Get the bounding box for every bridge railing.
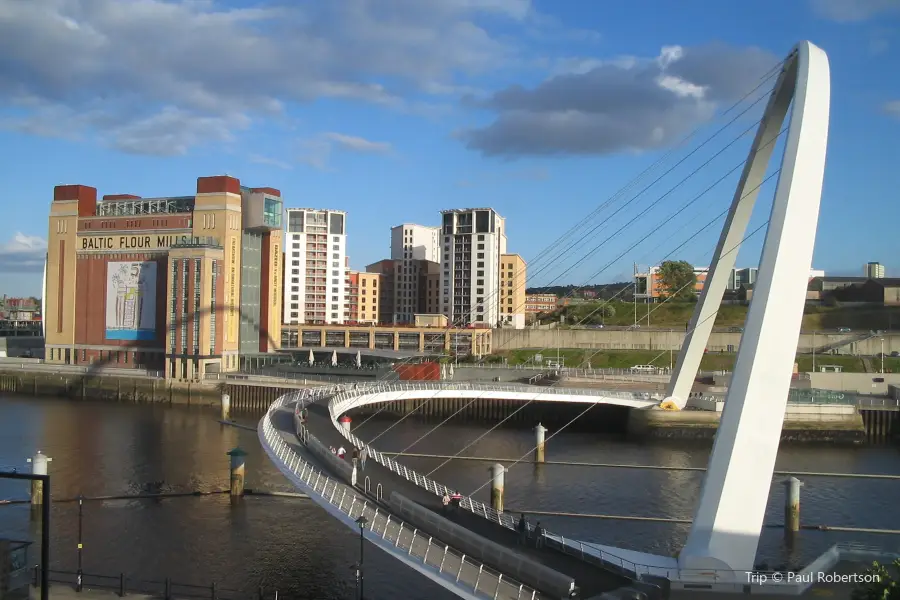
[326,388,672,580]
[264,392,541,600]
[322,384,861,588]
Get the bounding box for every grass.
[498,348,900,373]
[551,300,900,330]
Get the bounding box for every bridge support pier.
[534,423,547,463]
[783,477,803,534]
[490,463,505,513]
[27,451,51,505]
[220,393,231,421]
[227,447,247,499]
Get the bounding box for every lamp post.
[76,495,84,592]
[881,338,885,374]
[355,515,368,599]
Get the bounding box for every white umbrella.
[331,350,338,367]
[308,349,315,366]
[355,351,362,368]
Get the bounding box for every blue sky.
[1,0,899,297]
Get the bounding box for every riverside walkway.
[297,401,633,598]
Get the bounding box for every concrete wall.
[807,372,900,394]
[492,328,900,355]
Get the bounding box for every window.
[477,253,484,259]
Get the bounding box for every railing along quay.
[34,566,276,599]
[262,391,543,600]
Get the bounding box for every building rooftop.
[440,207,498,213]
[285,207,346,214]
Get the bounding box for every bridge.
[256,41,870,598]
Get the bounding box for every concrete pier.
[227,448,247,499]
[783,476,803,533]
[220,393,231,421]
[534,424,547,463]
[28,451,51,505]
[490,463,505,512]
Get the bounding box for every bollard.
[27,451,52,505]
[220,393,231,421]
[227,447,248,498]
[339,415,352,433]
[490,463,505,513]
[783,477,803,533]
[534,423,547,463]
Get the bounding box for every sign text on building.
[78,234,197,252]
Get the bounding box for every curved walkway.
[301,401,632,597]
[258,391,544,600]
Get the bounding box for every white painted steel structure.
[330,381,662,412]
[664,41,832,577]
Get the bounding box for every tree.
[852,559,900,599]
[657,260,697,300]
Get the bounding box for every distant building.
[439,208,507,326]
[345,270,380,324]
[390,223,441,323]
[365,259,397,325]
[499,254,526,329]
[865,262,886,278]
[637,265,825,300]
[525,294,558,314]
[284,208,347,325]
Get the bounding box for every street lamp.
[355,515,368,600]
[881,338,885,374]
[76,495,84,592]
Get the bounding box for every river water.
[1,393,898,599]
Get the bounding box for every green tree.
[852,559,900,599]
[657,260,697,300]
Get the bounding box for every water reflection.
[2,392,900,598]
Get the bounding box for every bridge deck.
[268,405,534,600]
[299,402,632,597]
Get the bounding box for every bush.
[851,559,900,600]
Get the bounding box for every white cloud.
[323,133,393,154]
[0,233,47,273]
[249,154,294,170]
[883,100,900,118]
[298,132,393,170]
[459,43,777,157]
[0,0,553,155]
[809,0,900,21]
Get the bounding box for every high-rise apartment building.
[499,253,527,329]
[284,208,347,325]
[865,262,886,278]
[439,208,507,326]
[390,223,441,323]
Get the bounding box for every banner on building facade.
[105,261,157,340]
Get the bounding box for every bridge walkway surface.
[300,402,632,598]
[266,404,545,600]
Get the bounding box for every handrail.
[261,391,541,600]
[318,384,887,586]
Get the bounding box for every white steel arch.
[670,41,831,576]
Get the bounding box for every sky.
[1,0,899,297]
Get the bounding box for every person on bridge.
[351,447,359,470]
[359,447,368,471]
[337,446,346,459]
[533,522,545,549]
[441,492,451,512]
[517,514,528,545]
[450,491,462,511]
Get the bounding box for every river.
[1,392,898,599]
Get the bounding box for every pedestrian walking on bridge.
[517,514,528,546]
[359,447,368,472]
